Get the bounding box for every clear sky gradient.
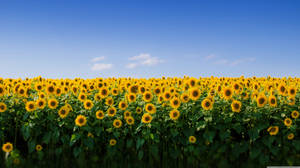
[0,0,299,78]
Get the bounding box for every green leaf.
[42,132,51,144]
[203,130,216,143]
[28,140,36,153]
[126,139,133,148]
[138,150,144,160]
[136,137,145,150]
[73,147,82,158]
[70,134,81,146]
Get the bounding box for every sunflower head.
[96,110,104,119]
[170,97,181,109]
[26,101,36,112]
[189,136,196,144]
[36,144,43,151]
[267,126,279,136]
[75,115,87,127]
[201,98,213,111]
[268,96,277,107]
[291,110,299,119]
[118,101,128,110]
[142,113,153,124]
[2,142,13,153]
[143,91,153,102]
[0,102,7,113]
[284,118,292,127]
[136,107,142,114]
[107,107,117,117]
[145,103,156,114]
[84,100,94,110]
[58,106,69,119]
[287,133,295,140]
[127,93,136,103]
[109,139,117,146]
[231,100,242,113]
[126,116,135,125]
[256,94,267,107]
[189,87,201,101]
[48,99,58,109]
[169,109,180,120]
[113,119,122,128]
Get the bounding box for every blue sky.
[0,0,299,78]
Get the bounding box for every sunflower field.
[0,76,299,167]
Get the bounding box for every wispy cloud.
[91,56,105,62]
[204,54,216,60]
[204,54,255,66]
[90,56,113,71]
[126,53,164,69]
[91,63,113,71]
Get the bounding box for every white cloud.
[126,53,164,69]
[205,54,216,60]
[91,63,113,71]
[214,59,229,65]
[91,56,105,62]
[126,63,138,69]
[129,53,151,61]
[230,57,256,66]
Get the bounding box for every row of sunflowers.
[0,76,299,167]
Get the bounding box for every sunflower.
[124,111,131,119]
[0,102,7,112]
[153,87,161,95]
[126,116,135,125]
[201,98,213,111]
[170,97,181,109]
[36,144,43,151]
[189,87,201,101]
[129,85,139,94]
[113,119,122,128]
[145,103,156,114]
[38,92,46,99]
[231,100,242,113]
[94,93,101,101]
[46,84,56,95]
[105,97,114,106]
[288,97,295,106]
[36,99,46,109]
[71,86,79,95]
[48,99,58,109]
[26,101,36,112]
[84,100,94,110]
[163,91,172,101]
[118,101,128,110]
[2,142,13,153]
[136,107,142,114]
[267,126,279,136]
[109,139,117,146]
[96,110,104,119]
[127,93,136,103]
[291,110,299,119]
[189,136,196,144]
[107,107,117,117]
[58,106,69,119]
[143,91,153,102]
[268,95,277,107]
[78,92,87,102]
[111,88,119,96]
[100,87,109,98]
[278,83,287,96]
[288,86,297,97]
[287,133,294,140]
[188,78,197,87]
[284,118,292,127]
[139,86,146,94]
[0,85,5,96]
[180,93,190,103]
[169,109,180,120]
[18,87,26,96]
[256,94,267,107]
[75,115,87,127]
[241,92,249,100]
[223,87,233,100]
[141,113,153,124]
